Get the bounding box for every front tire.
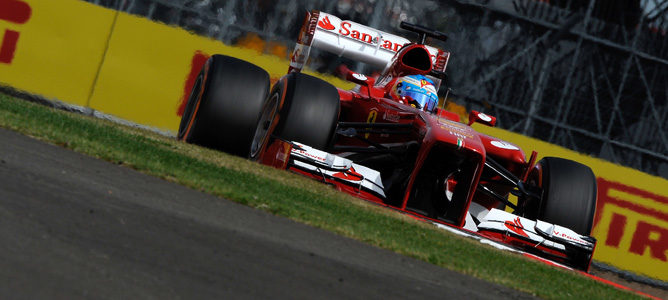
[533,157,597,235]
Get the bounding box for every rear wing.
[289,10,450,77]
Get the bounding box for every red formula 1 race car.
[178,10,598,271]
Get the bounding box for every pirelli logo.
[592,178,668,281]
[0,0,31,64]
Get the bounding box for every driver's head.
[391,75,438,113]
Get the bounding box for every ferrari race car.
[178,10,598,271]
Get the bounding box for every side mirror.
[346,71,376,86]
[468,110,496,127]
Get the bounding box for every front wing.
[258,139,596,271]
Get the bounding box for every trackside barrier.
[0,0,115,106]
[86,11,351,130]
[0,0,665,282]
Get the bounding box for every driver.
[390,75,439,113]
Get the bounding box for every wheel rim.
[177,73,203,141]
[250,93,279,158]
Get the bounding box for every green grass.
[0,93,643,299]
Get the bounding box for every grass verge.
[0,93,643,300]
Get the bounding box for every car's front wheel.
[530,157,597,235]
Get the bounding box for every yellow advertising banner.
[88,12,351,131]
[0,0,114,106]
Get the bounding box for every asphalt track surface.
[0,128,537,299]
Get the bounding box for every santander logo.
[318,16,335,30]
[317,15,405,53]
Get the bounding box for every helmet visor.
[405,90,437,112]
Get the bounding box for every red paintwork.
[478,134,525,166]
[435,108,460,122]
[385,44,433,77]
[178,51,210,116]
[259,138,292,169]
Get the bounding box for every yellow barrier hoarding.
[475,125,668,281]
[2,0,666,282]
[0,0,114,106]
[87,12,351,131]
[593,179,667,280]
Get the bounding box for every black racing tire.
[535,157,597,235]
[251,72,339,157]
[178,54,270,157]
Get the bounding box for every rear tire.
[534,157,597,235]
[178,55,270,157]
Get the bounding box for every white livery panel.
[477,209,595,252]
[289,142,386,197]
[312,12,441,67]
[289,10,449,73]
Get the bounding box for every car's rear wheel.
[531,157,597,235]
[250,72,340,159]
[178,54,270,157]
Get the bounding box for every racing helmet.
[391,75,439,113]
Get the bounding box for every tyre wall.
[0,0,665,282]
